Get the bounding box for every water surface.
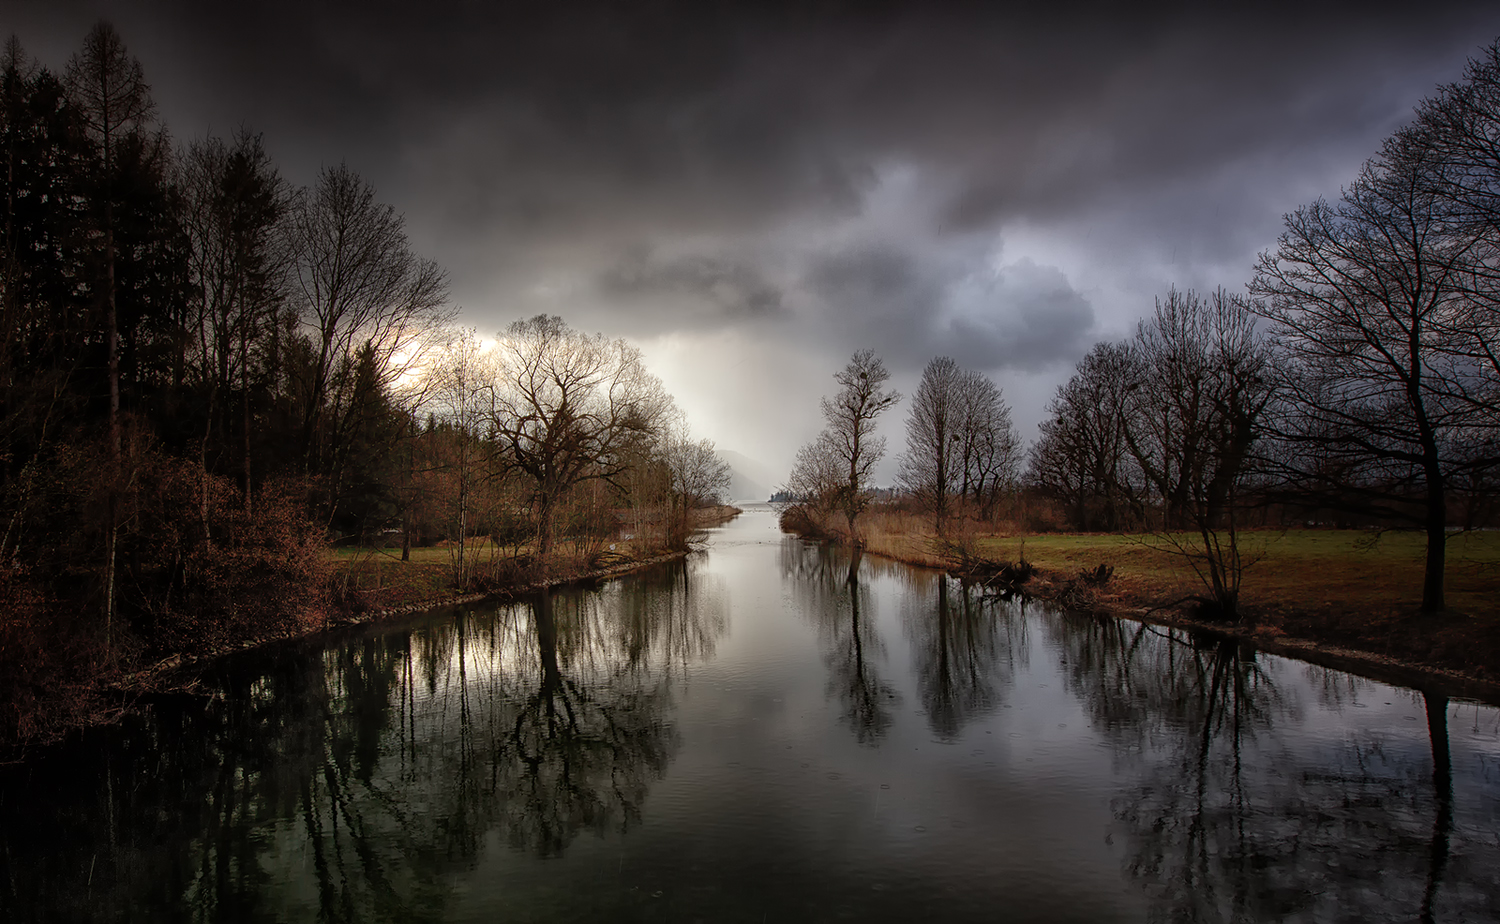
[3,506,1498,922]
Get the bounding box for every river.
[2,505,1498,922]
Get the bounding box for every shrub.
[778,504,831,539]
[121,453,329,654]
[0,566,110,747]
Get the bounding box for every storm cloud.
[598,249,786,329]
[9,0,1500,478]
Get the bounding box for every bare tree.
[662,426,731,549]
[784,349,899,543]
[1249,132,1493,613]
[953,369,1022,521]
[899,357,962,532]
[822,349,900,543]
[1124,288,1271,619]
[487,315,672,560]
[1405,43,1500,537]
[177,130,287,515]
[1407,39,1500,405]
[782,431,845,524]
[427,329,494,587]
[1027,342,1140,531]
[286,162,451,489]
[900,358,1021,531]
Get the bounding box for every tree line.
[1033,41,1500,616]
[787,40,1500,622]
[783,349,1023,544]
[0,24,729,744]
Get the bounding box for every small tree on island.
[662,425,732,550]
[785,349,900,545]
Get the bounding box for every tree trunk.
[1420,688,1453,923]
[104,207,119,655]
[1422,471,1446,613]
[842,497,862,547]
[536,493,555,561]
[241,317,252,515]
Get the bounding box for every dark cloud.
[807,245,946,331]
[805,245,1095,373]
[10,0,1500,470]
[947,260,1096,373]
[597,249,785,327]
[14,2,1497,246]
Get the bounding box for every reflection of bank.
[438,572,731,859]
[906,577,1021,740]
[611,557,727,678]
[0,568,728,921]
[780,539,1023,744]
[780,541,900,745]
[499,590,678,855]
[1067,622,1470,923]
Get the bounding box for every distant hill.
[717,448,778,503]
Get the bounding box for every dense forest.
[0,25,729,745]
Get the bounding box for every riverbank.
[3,506,742,757]
[130,504,746,686]
[328,505,743,614]
[808,511,1500,699]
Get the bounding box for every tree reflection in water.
[4,546,1496,923]
[778,539,1023,744]
[0,560,722,922]
[903,574,1022,740]
[1047,614,1493,923]
[780,541,900,745]
[610,558,727,681]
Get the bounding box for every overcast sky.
[9,1,1500,486]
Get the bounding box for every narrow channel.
[2,505,1497,922]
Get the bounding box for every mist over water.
[2,506,1498,922]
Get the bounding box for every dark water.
[3,506,1499,923]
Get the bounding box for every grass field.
[841,508,1500,679]
[325,506,745,610]
[327,538,591,608]
[327,545,464,607]
[850,506,1500,617]
[962,529,1500,618]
